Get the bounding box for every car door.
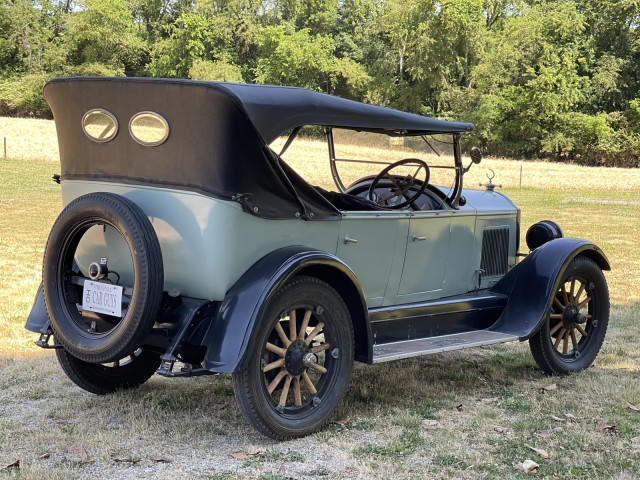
[336,211,408,308]
[396,211,452,301]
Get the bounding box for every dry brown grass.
[1,118,640,479]
[0,117,59,162]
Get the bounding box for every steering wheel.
[367,158,430,209]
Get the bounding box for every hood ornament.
[480,169,502,192]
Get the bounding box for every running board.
[372,330,519,363]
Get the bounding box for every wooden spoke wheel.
[529,257,609,374]
[232,276,354,439]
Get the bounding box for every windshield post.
[325,127,346,192]
[450,133,463,209]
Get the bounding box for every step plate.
[372,330,519,363]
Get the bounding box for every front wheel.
[529,256,609,374]
[232,276,354,439]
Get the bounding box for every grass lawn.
[1,118,639,479]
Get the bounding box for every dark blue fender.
[489,238,610,340]
[25,284,49,333]
[202,246,372,373]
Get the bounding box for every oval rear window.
[82,109,118,143]
[129,112,169,146]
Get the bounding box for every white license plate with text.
[82,280,123,317]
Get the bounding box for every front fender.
[489,238,610,340]
[202,246,371,373]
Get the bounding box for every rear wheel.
[43,192,163,364]
[529,257,609,374]
[56,347,161,395]
[232,276,354,439]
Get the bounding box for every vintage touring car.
[26,77,610,439]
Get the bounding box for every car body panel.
[62,181,340,300]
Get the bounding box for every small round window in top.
[129,112,170,147]
[82,109,118,143]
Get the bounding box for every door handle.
[344,235,359,244]
[412,234,426,241]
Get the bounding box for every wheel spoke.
[263,358,285,373]
[576,324,588,337]
[562,330,569,354]
[288,309,297,342]
[554,328,566,349]
[310,343,331,354]
[308,363,327,374]
[574,283,586,303]
[577,296,591,310]
[279,375,293,407]
[275,322,291,347]
[549,321,564,336]
[267,369,288,395]
[569,278,576,301]
[302,371,317,395]
[265,342,286,357]
[293,376,302,407]
[561,284,569,305]
[305,322,325,346]
[570,330,578,351]
[298,309,313,340]
[553,298,565,311]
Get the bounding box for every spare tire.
[43,192,163,364]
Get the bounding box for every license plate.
[82,280,123,317]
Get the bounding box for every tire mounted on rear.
[43,192,163,364]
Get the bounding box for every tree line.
[1,0,639,166]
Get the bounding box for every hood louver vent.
[480,227,509,277]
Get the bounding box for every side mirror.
[470,146,482,164]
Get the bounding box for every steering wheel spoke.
[367,158,430,209]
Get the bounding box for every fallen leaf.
[38,453,50,459]
[454,404,463,412]
[550,415,566,422]
[536,427,563,437]
[539,383,557,393]
[149,455,171,463]
[624,402,640,413]
[494,426,511,435]
[421,419,440,430]
[514,459,539,473]
[1,460,19,471]
[332,418,351,426]
[525,444,552,459]
[112,457,141,464]
[564,413,577,419]
[231,452,253,461]
[477,397,499,404]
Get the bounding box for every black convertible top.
[45,77,473,220]
[213,83,474,143]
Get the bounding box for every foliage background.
[0,0,639,166]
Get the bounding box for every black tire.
[43,192,163,364]
[529,256,609,375]
[232,276,354,440]
[56,347,161,395]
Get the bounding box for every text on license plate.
[82,280,123,317]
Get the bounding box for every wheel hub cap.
[285,340,310,376]
[563,304,582,329]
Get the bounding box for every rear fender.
[489,238,610,339]
[202,246,371,373]
[25,284,49,333]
